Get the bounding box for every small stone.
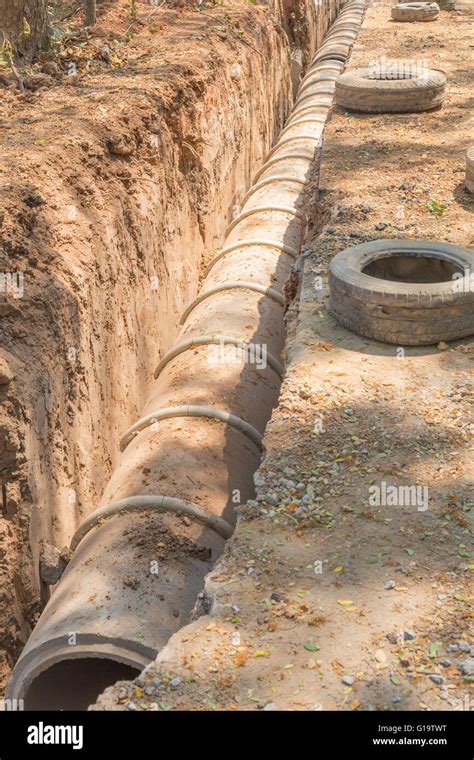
[458,658,474,676]
[386,632,399,644]
[439,659,451,668]
[384,580,396,590]
[270,591,286,603]
[125,701,138,711]
[263,702,277,711]
[0,355,13,385]
[170,677,181,688]
[458,642,470,653]
[342,675,355,686]
[429,675,444,686]
[403,629,417,641]
[39,542,70,585]
[437,341,449,350]
[447,644,459,653]
[24,189,45,208]
[24,73,53,91]
[144,685,156,696]
[375,222,388,231]
[231,604,240,614]
[41,61,61,78]
[106,136,134,156]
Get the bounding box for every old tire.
[328,240,474,346]
[391,2,440,21]
[335,67,446,113]
[466,146,474,193]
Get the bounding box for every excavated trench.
[5,0,366,710]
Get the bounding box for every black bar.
[0,709,470,757]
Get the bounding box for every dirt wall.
[0,0,344,690]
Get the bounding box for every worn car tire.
[391,2,440,21]
[328,240,474,345]
[335,66,446,113]
[466,146,474,193]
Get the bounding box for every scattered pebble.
[458,658,474,676]
[270,591,286,603]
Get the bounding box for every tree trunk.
[0,0,48,62]
[84,0,96,27]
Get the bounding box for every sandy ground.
[94,4,473,711]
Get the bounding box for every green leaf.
[304,644,321,652]
[429,642,441,658]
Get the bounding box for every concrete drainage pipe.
[329,239,474,345]
[6,0,367,710]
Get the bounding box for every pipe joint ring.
[70,494,234,551]
[180,282,286,324]
[154,334,285,380]
[204,239,298,276]
[120,404,264,452]
[224,205,303,238]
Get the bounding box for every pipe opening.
[362,254,463,284]
[24,659,141,711]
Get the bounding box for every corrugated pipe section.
[7,0,367,710]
